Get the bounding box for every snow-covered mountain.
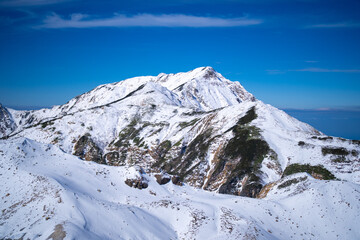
[1,66,360,239]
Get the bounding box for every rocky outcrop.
[171,175,183,186]
[73,134,104,164]
[124,166,149,189]
[125,178,148,189]
[203,107,274,197]
[154,174,171,185]
[0,104,17,138]
[104,151,126,166]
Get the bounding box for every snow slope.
[1,138,359,240]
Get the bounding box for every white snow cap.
[56,66,256,113]
[153,66,256,111]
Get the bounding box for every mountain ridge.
[1,66,254,137]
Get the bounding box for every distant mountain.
[1,67,360,239]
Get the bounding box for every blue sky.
[0,0,360,110]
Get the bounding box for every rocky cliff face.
[0,104,16,138]
[1,67,359,198]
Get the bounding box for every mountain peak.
[150,66,255,111]
[192,66,215,73]
[187,66,218,79]
[198,66,217,79]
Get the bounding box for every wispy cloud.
[35,13,263,29]
[283,106,360,112]
[293,68,360,73]
[267,67,360,74]
[0,0,71,7]
[308,22,360,29]
[305,60,319,63]
[265,69,286,75]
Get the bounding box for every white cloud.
[35,13,263,29]
[293,68,360,73]
[305,60,319,63]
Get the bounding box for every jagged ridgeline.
[1,67,359,198]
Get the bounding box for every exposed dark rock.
[171,175,182,186]
[278,176,308,189]
[205,107,272,197]
[298,141,306,146]
[202,67,217,79]
[113,118,140,148]
[125,178,148,189]
[239,181,263,198]
[322,147,349,156]
[103,151,127,166]
[318,136,333,141]
[163,128,213,184]
[73,134,104,164]
[46,224,66,240]
[178,118,200,129]
[155,140,172,161]
[0,104,17,138]
[154,174,171,185]
[41,121,54,129]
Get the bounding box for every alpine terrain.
[1,66,359,239]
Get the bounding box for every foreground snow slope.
[1,138,359,240]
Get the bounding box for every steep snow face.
[0,104,16,137]
[156,66,255,111]
[1,138,360,240]
[59,66,255,112]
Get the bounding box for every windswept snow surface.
[1,138,360,240]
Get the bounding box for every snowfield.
[1,138,360,240]
[1,66,360,239]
